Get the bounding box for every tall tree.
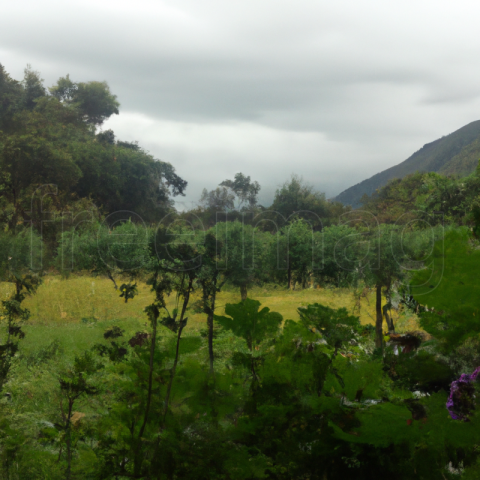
[219,172,261,210]
[22,65,46,110]
[0,63,23,132]
[198,186,235,212]
[216,221,266,299]
[270,174,331,228]
[197,231,226,373]
[268,218,320,289]
[49,75,119,126]
[360,224,435,348]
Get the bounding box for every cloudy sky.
[3,0,480,208]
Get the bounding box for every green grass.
[0,274,421,403]
[1,274,420,362]
[13,275,388,325]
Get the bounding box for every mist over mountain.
[335,120,480,207]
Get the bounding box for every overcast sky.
[3,0,480,208]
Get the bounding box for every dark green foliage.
[0,235,41,391]
[352,159,480,233]
[470,162,480,238]
[383,349,453,391]
[215,298,283,351]
[359,171,433,224]
[70,138,186,220]
[215,221,265,299]
[55,351,101,479]
[411,228,480,350]
[450,335,480,375]
[59,369,98,399]
[119,282,138,302]
[0,63,24,131]
[103,325,124,339]
[2,287,480,478]
[22,65,46,110]
[0,64,187,240]
[270,174,333,227]
[215,299,282,383]
[298,302,361,349]
[56,220,150,285]
[269,218,321,289]
[318,224,359,287]
[93,326,128,362]
[49,74,119,126]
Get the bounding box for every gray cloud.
[3,0,480,206]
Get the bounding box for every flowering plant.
[446,366,480,421]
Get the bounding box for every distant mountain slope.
[439,135,480,177]
[335,120,480,207]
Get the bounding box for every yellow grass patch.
[1,276,419,333]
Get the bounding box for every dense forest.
[1,64,480,479]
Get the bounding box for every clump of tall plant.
[0,229,41,391]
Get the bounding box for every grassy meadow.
[1,275,420,362]
[0,276,420,416]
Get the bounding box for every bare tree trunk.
[134,307,159,477]
[240,284,247,301]
[375,284,383,349]
[65,399,74,480]
[384,310,395,334]
[163,277,192,420]
[208,312,214,374]
[163,322,186,420]
[201,274,221,376]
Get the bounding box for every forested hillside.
[335,120,480,207]
[357,167,480,227]
[0,64,187,233]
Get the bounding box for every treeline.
[4,62,480,270]
[359,167,480,230]
[0,64,354,267]
[183,172,348,230]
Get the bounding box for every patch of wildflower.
[446,366,480,421]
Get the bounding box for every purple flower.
[446,367,480,421]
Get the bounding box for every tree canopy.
[0,64,187,240]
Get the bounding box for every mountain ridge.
[335,120,480,207]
